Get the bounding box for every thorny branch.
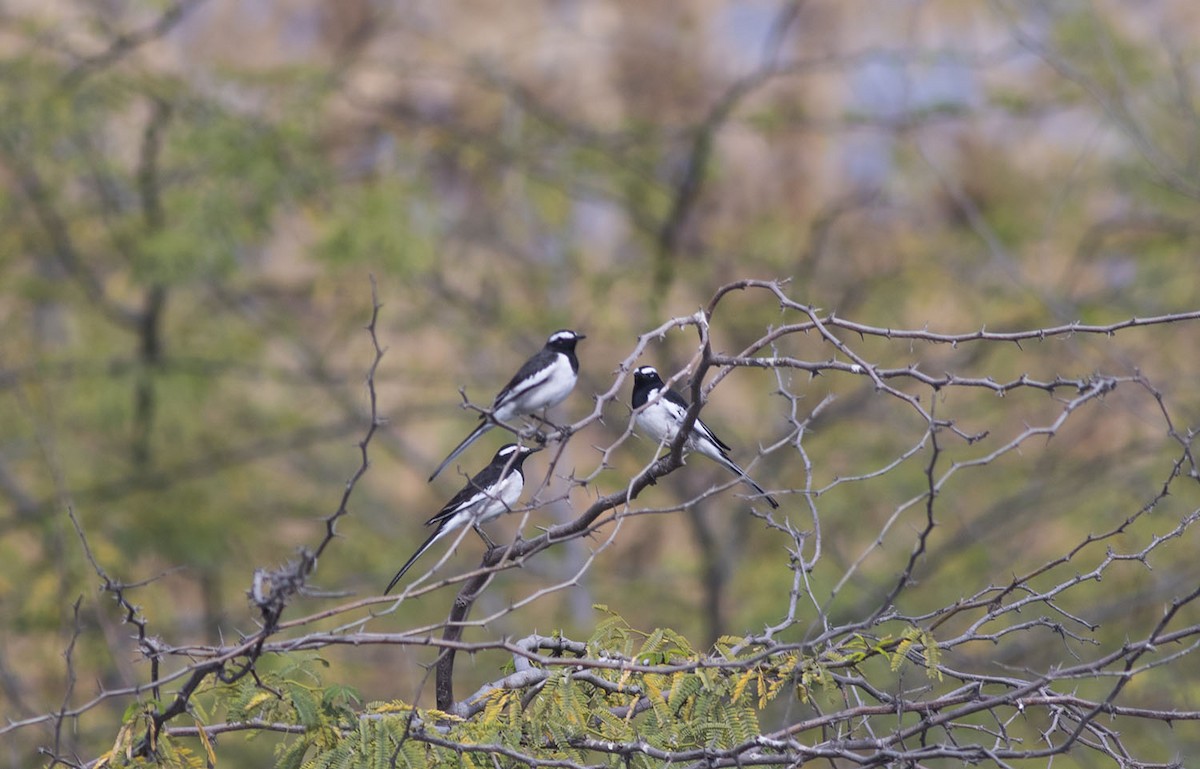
[12,280,1200,769]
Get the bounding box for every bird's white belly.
[500,357,577,419]
[636,407,681,446]
[473,471,524,524]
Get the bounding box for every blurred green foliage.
[1,1,1199,766]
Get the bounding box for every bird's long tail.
[384,526,449,594]
[428,421,493,482]
[713,453,780,509]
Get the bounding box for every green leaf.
[288,683,322,729]
[275,738,309,769]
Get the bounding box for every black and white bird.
[428,329,585,482]
[386,443,539,594]
[631,365,779,509]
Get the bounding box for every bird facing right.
[387,443,540,594]
[631,365,779,509]
[428,329,585,482]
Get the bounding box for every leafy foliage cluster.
[94,608,940,769]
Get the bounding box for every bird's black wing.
[492,348,557,409]
[663,386,732,453]
[426,461,507,526]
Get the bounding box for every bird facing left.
[386,443,540,594]
[428,329,585,482]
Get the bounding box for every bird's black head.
[545,329,586,353]
[491,443,540,470]
[631,365,665,407]
[633,365,664,388]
